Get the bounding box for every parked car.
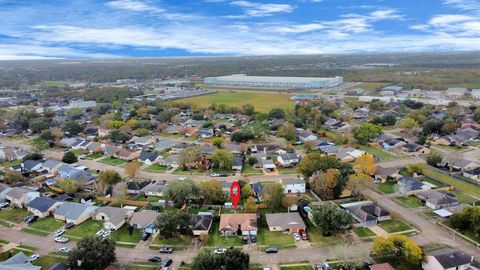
[58,247,71,253]
[54,229,65,237]
[54,237,69,243]
[161,258,173,268]
[148,256,162,262]
[159,246,173,254]
[142,232,151,241]
[210,173,220,177]
[28,254,40,262]
[218,173,229,177]
[293,233,301,241]
[265,246,278,253]
[0,202,9,209]
[96,229,105,237]
[315,263,330,270]
[214,248,226,254]
[102,229,111,238]
[178,176,187,181]
[250,235,256,243]
[300,230,308,240]
[64,222,75,229]
[242,235,249,244]
[24,215,39,224]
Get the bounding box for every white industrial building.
[204,74,343,89]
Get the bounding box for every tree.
[179,146,202,169]
[441,121,457,135]
[268,108,285,119]
[406,164,423,176]
[426,154,442,167]
[58,178,79,193]
[62,151,78,164]
[106,129,130,143]
[136,128,150,136]
[22,153,43,161]
[353,123,382,144]
[398,117,419,134]
[241,184,253,199]
[231,130,254,143]
[3,170,24,185]
[68,236,116,270]
[372,235,423,265]
[277,123,297,141]
[63,121,84,136]
[244,196,258,213]
[247,156,257,166]
[347,174,373,198]
[32,137,49,153]
[165,180,202,204]
[156,211,191,239]
[297,153,341,178]
[422,119,444,136]
[111,182,128,207]
[309,169,338,200]
[353,153,376,176]
[265,183,285,209]
[212,137,224,148]
[192,248,249,270]
[241,104,255,116]
[311,204,352,236]
[124,161,141,179]
[201,180,226,204]
[211,149,233,170]
[369,99,386,111]
[30,118,49,133]
[97,170,122,193]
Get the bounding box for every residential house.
[446,88,466,99]
[170,142,194,154]
[262,159,276,171]
[103,145,120,157]
[374,166,400,183]
[164,125,182,134]
[17,159,43,173]
[422,249,474,270]
[0,147,28,161]
[196,128,214,139]
[224,143,242,154]
[98,128,110,138]
[160,154,180,169]
[402,143,431,155]
[398,177,431,195]
[265,212,306,233]
[6,187,40,208]
[297,130,317,142]
[232,156,243,172]
[156,139,177,152]
[417,190,459,210]
[129,210,159,234]
[277,153,300,168]
[280,178,306,194]
[190,214,214,236]
[471,89,480,99]
[142,180,167,197]
[250,144,281,154]
[127,181,151,195]
[443,158,480,172]
[54,202,98,225]
[94,207,134,230]
[130,136,155,146]
[369,263,395,270]
[335,147,365,163]
[41,160,64,174]
[382,138,407,150]
[0,252,41,270]
[342,201,391,227]
[219,213,257,236]
[0,184,12,203]
[250,183,264,200]
[115,149,140,161]
[58,165,96,185]
[27,197,62,218]
[138,152,160,165]
[463,167,480,180]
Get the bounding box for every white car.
[96,229,105,237]
[55,237,69,243]
[293,233,301,241]
[214,248,226,254]
[102,230,111,238]
[210,173,219,177]
[58,247,71,253]
[28,254,40,262]
[53,229,65,237]
[0,202,9,209]
[178,176,187,181]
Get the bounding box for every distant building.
[380,86,403,96]
[204,74,343,89]
[446,88,466,99]
[471,89,480,99]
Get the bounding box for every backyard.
[378,219,412,233]
[394,196,423,208]
[64,220,103,240]
[99,157,126,166]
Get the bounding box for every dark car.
[142,232,151,241]
[265,246,278,253]
[64,222,75,229]
[242,236,249,244]
[24,215,39,224]
[159,246,173,254]
[218,173,229,177]
[250,235,256,243]
[161,258,173,268]
[148,256,162,262]
[300,230,308,240]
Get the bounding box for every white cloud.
[106,0,165,13]
[0,43,117,60]
[230,1,295,17]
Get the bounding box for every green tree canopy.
[68,237,116,270]
[311,204,352,236]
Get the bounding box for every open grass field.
[150,234,193,250]
[99,157,126,166]
[352,227,376,238]
[0,208,28,224]
[145,164,168,173]
[420,165,480,198]
[378,219,411,233]
[182,92,294,113]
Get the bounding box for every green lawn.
[110,226,142,247]
[182,92,294,113]
[0,159,22,168]
[375,182,397,194]
[99,157,126,166]
[205,221,242,247]
[0,208,28,224]
[452,191,478,204]
[443,220,480,243]
[150,234,193,250]
[26,217,64,233]
[64,220,103,240]
[305,220,343,246]
[276,167,298,174]
[172,168,205,175]
[420,165,480,198]
[86,152,104,160]
[352,227,376,238]
[256,228,295,248]
[70,149,87,156]
[32,255,68,269]
[378,219,411,233]
[280,264,313,270]
[145,164,168,173]
[357,145,397,161]
[241,164,264,175]
[127,265,160,270]
[394,196,423,208]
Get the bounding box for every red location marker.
[230,181,241,209]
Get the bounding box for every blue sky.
[1,0,480,59]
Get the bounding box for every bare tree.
[112,182,128,207]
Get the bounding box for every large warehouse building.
[203,74,343,89]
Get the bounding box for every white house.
[280,178,306,194]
